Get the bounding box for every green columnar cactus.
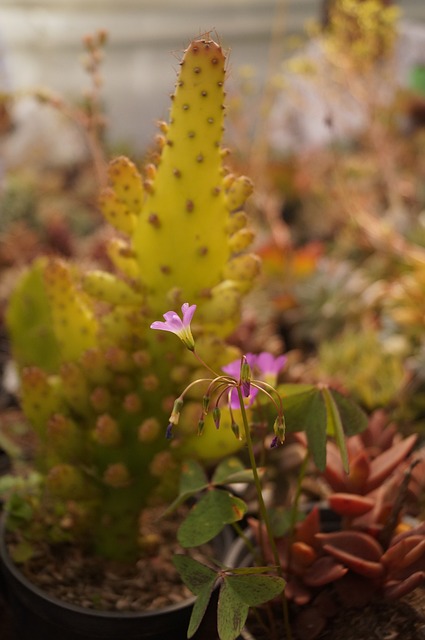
[5,37,260,562]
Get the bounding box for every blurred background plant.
[220,0,425,436]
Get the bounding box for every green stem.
[237,387,292,640]
[289,451,309,536]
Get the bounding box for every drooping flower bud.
[197,418,205,436]
[231,421,241,440]
[202,394,210,414]
[213,406,221,429]
[169,397,184,425]
[273,414,286,444]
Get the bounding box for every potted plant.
[0,34,260,639]
[153,314,425,640]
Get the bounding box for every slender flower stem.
[236,388,292,640]
[193,349,221,378]
[289,451,309,536]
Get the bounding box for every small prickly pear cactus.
[6,36,260,562]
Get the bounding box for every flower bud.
[231,421,241,440]
[213,407,221,429]
[273,415,286,444]
[169,397,184,425]
[241,359,252,398]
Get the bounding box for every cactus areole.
[6,36,260,563]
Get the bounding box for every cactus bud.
[225,211,248,234]
[138,418,161,443]
[93,414,121,446]
[103,463,131,487]
[123,393,142,413]
[149,451,174,477]
[228,228,255,254]
[46,464,88,499]
[90,386,111,412]
[225,176,253,212]
[105,346,134,373]
[142,374,159,391]
[132,350,152,368]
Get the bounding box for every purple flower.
[150,303,196,350]
[255,352,287,385]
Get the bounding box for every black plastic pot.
[0,516,223,640]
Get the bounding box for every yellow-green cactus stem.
[5,36,261,562]
[46,414,83,460]
[20,367,64,434]
[82,271,144,306]
[106,156,144,215]
[105,238,140,280]
[130,37,257,324]
[59,362,90,415]
[98,188,138,235]
[43,258,98,362]
[46,463,91,501]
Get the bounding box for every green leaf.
[278,383,316,397]
[218,580,249,640]
[212,457,246,485]
[224,573,286,606]
[162,459,209,516]
[279,385,324,434]
[178,489,247,547]
[322,387,349,473]
[180,459,209,494]
[217,574,286,640]
[173,555,217,638]
[331,389,368,437]
[212,457,257,486]
[172,554,216,595]
[279,383,367,472]
[188,584,216,638]
[280,384,327,470]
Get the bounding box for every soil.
[318,591,425,640]
[242,589,425,640]
[2,505,217,613]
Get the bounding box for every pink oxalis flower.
[150,303,196,351]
